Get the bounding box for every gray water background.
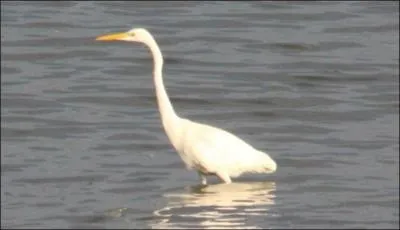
[1,1,399,229]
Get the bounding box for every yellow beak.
[95,32,128,41]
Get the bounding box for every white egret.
[96,28,277,184]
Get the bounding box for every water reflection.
[150,181,276,229]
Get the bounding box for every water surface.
[1,1,399,229]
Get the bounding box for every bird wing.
[181,120,257,175]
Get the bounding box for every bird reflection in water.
[150,181,276,229]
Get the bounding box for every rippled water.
[1,1,399,229]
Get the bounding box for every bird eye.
[129,32,135,36]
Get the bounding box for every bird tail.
[252,150,277,174]
[229,150,277,177]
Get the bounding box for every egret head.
[96,28,154,43]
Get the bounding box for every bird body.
[96,28,277,184]
[179,119,276,177]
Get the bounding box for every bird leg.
[198,171,207,185]
[216,171,232,184]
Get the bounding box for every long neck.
[145,37,183,149]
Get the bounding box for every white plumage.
[96,28,277,184]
